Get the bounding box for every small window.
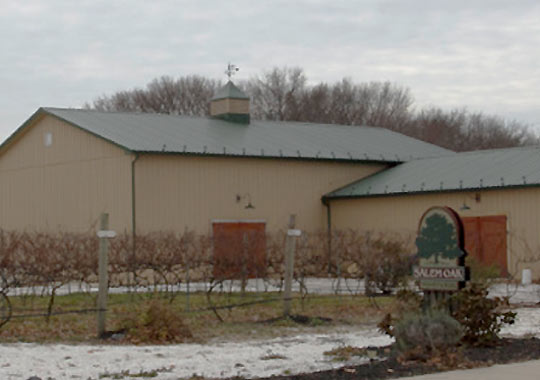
[44,132,53,147]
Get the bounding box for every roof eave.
[324,183,540,201]
[1,108,135,157]
[0,107,48,155]
[131,149,402,163]
[43,108,134,153]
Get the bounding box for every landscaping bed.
[268,337,540,380]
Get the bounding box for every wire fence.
[0,228,414,328]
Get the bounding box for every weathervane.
[225,62,239,79]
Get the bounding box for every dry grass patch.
[0,291,395,344]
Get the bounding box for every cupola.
[210,80,250,124]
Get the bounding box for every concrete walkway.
[399,360,540,380]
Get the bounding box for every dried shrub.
[0,230,24,293]
[294,231,328,302]
[264,231,286,289]
[377,289,422,337]
[118,299,192,344]
[359,234,412,295]
[450,283,516,346]
[465,256,500,284]
[393,311,463,359]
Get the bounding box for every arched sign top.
[414,206,469,291]
[417,206,463,236]
[417,207,465,258]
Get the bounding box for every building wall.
[330,188,540,279]
[0,115,133,232]
[134,154,386,234]
[210,98,249,116]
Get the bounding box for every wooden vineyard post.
[241,232,248,295]
[184,236,191,312]
[96,213,116,338]
[283,214,301,317]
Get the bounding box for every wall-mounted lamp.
[460,192,481,211]
[236,193,255,209]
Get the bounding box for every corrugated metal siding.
[0,115,133,232]
[135,154,386,234]
[330,188,540,280]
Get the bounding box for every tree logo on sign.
[416,213,465,265]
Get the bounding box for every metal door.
[462,215,507,276]
[212,221,266,279]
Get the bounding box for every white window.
[44,132,53,147]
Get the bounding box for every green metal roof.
[324,145,540,199]
[2,107,452,163]
[210,81,249,100]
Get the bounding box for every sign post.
[413,206,469,309]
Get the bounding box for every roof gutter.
[131,153,140,270]
[323,182,540,201]
[322,197,333,274]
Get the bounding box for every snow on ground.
[1,281,538,380]
[1,307,538,380]
[0,328,392,380]
[488,283,540,304]
[500,307,540,338]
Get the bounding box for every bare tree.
[409,107,537,152]
[85,67,538,152]
[293,78,414,130]
[245,67,306,121]
[412,107,467,150]
[86,75,220,116]
[461,113,537,151]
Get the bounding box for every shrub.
[466,256,500,284]
[377,289,422,337]
[118,299,192,344]
[449,282,515,346]
[360,236,412,295]
[393,311,463,359]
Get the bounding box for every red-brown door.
[212,221,266,279]
[462,215,507,276]
[462,217,481,262]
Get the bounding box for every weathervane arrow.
[225,62,239,79]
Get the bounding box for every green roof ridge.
[211,81,249,101]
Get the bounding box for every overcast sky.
[1,0,539,141]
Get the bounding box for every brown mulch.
[263,338,540,380]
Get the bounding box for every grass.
[323,345,369,362]
[99,366,173,378]
[260,352,288,360]
[0,290,395,344]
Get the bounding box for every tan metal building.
[5,81,538,280]
[0,82,448,238]
[324,147,540,280]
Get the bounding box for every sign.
[97,230,117,238]
[287,229,302,237]
[413,206,469,291]
[413,266,466,281]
